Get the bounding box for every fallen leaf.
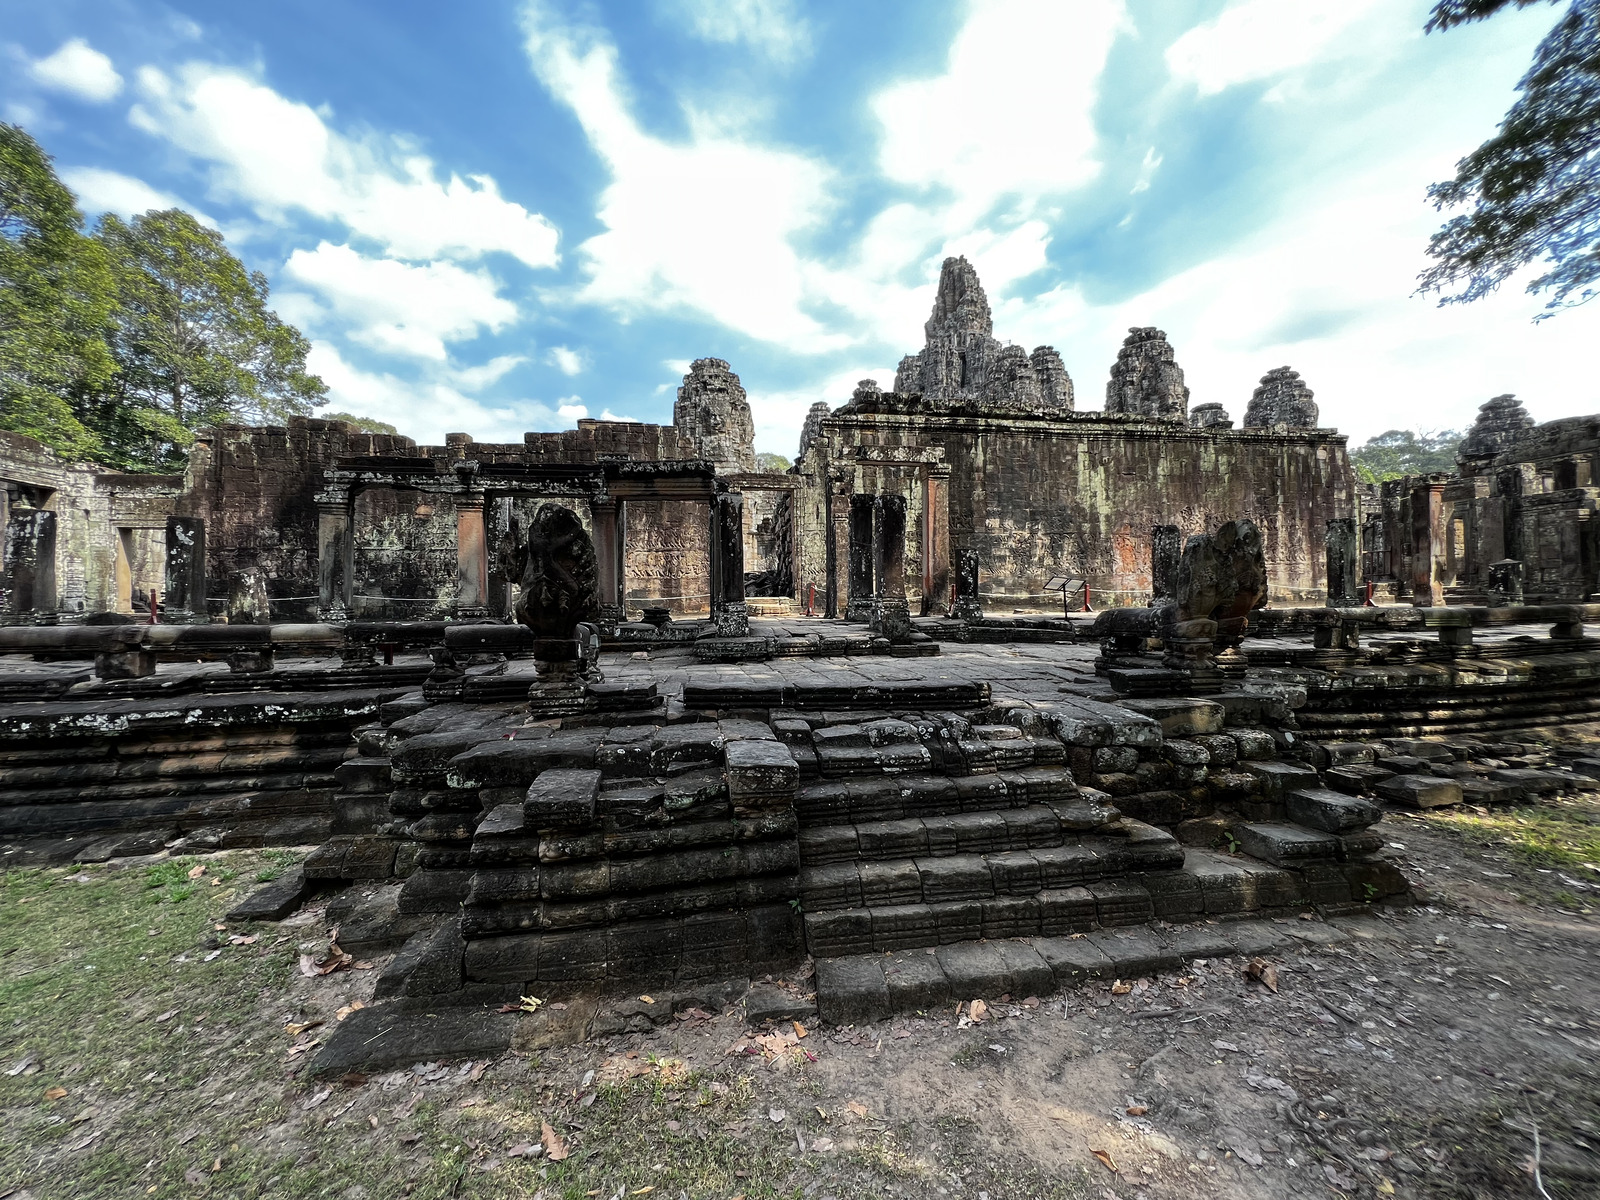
[1091,1148,1119,1173]
[541,1120,569,1162]
[6,1054,37,1076]
[187,864,206,879]
[769,1107,787,1122]
[302,1088,331,1110]
[369,1114,379,1129]
[1110,980,1132,996]
[519,995,545,1013]
[1244,959,1279,993]
[335,1001,366,1021]
[211,1156,222,1173]
[810,1136,835,1151]
[507,1142,540,1158]
[1126,1105,1148,1116]
[44,1086,68,1101]
[228,934,257,945]
[286,1040,319,1058]
[1212,1040,1241,1053]
[1376,1178,1395,1195]
[631,1189,654,1195]
[638,994,654,1003]
[468,1061,487,1082]
[792,1020,808,1039]
[202,950,222,963]
[155,1009,179,1024]
[284,1020,323,1038]
[845,1101,869,1119]
[460,1097,480,1109]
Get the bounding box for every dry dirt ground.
[3,796,1598,1199]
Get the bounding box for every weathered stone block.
[935,941,1011,999]
[1373,775,1463,809]
[1235,822,1340,866]
[725,739,798,802]
[1038,886,1098,934]
[814,956,890,1025]
[1286,788,1381,834]
[525,767,601,829]
[1117,698,1226,737]
[881,949,951,1010]
[1088,879,1155,926]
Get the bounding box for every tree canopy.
[0,124,116,460]
[322,411,399,435]
[0,124,326,470]
[1350,429,1464,483]
[1418,0,1600,315]
[754,451,791,473]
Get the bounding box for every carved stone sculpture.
[1173,519,1268,647]
[514,503,600,639]
[1105,328,1189,421]
[674,358,756,471]
[1459,393,1535,461]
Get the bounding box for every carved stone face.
[1175,519,1268,645]
[513,503,600,639]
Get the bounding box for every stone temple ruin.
[2,257,1598,1064]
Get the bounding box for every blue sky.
[3,0,1594,456]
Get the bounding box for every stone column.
[871,493,911,641]
[1410,481,1447,606]
[487,496,514,620]
[164,516,207,622]
[1151,524,1182,601]
[845,493,875,623]
[455,493,489,618]
[316,492,353,622]
[826,487,851,619]
[712,491,748,636]
[952,548,983,620]
[2,508,56,621]
[1325,517,1359,606]
[923,467,951,615]
[589,497,623,632]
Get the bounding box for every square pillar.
[1151,524,1182,602]
[316,494,353,621]
[1325,517,1359,606]
[952,547,983,620]
[871,493,910,641]
[712,491,748,636]
[589,497,623,631]
[164,516,207,622]
[1411,481,1447,606]
[455,493,489,618]
[923,468,951,615]
[845,493,875,623]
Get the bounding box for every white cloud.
[452,354,528,391]
[545,345,587,375]
[283,242,518,360]
[1130,147,1162,195]
[307,343,536,445]
[557,400,588,420]
[1165,0,1393,97]
[521,3,843,349]
[599,408,639,422]
[129,63,560,268]
[59,166,216,224]
[664,0,812,65]
[873,0,1126,211]
[29,38,122,103]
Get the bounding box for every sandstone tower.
[893,257,1074,412]
[1105,327,1189,421]
[674,357,756,472]
[1243,366,1319,428]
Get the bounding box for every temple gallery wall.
[1,257,1595,625]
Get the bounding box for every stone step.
[813,919,1329,1025]
[798,804,1069,864]
[795,766,1078,825]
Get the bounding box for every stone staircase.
[772,696,1410,1023]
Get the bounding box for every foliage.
[1350,428,1464,483]
[321,411,399,435]
[93,209,326,470]
[0,126,327,470]
[754,451,791,472]
[1418,0,1600,315]
[0,124,116,461]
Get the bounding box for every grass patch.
[2,855,951,1199]
[1421,798,1600,872]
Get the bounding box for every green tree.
[0,123,115,460]
[92,209,326,469]
[1350,429,1465,484]
[322,411,399,435]
[754,451,791,472]
[1418,0,1600,314]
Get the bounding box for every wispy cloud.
[28,38,122,103]
[661,0,813,66]
[545,344,587,375]
[130,63,560,268]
